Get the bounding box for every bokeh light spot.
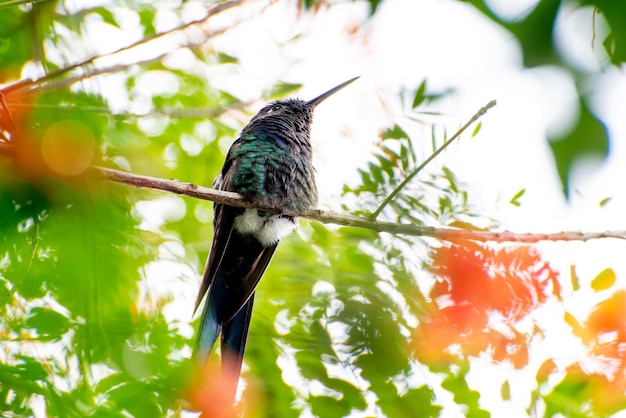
[41,119,96,176]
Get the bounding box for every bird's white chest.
[233,209,297,246]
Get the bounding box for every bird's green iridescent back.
[230,132,284,195]
[226,130,317,213]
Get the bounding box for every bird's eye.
[270,104,282,112]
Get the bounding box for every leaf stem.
[369,100,497,220]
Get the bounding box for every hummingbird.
[192,76,359,403]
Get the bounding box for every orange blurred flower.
[413,241,559,367]
[587,291,626,343]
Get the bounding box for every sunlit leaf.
[536,358,557,382]
[546,365,626,416]
[587,291,626,337]
[25,307,70,341]
[447,220,485,230]
[412,79,427,109]
[12,357,48,381]
[93,7,120,28]
[382,124,409,140]
[442,166,458,193]
[509,188,525,206]
[501,380,511,401]
[441,363,490,417]
[590,267,616,292]
[0,7,32,82]
[564,311,587,340]
[471,121,482,137]
[217,52,238,64]
[570,265,580,291]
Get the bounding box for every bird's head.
[247,77,359,133]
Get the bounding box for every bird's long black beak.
[307,76,359,107]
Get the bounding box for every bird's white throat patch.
[234,209,297,246]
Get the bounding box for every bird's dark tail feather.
[193,273,255,405]
[220,294,254,402]
[192,285,221,367]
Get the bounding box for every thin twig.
[6,102,248,119]
[370,100,497,220]
[0,0,49,9]
[2,0,248,96]
[90,165,626,243]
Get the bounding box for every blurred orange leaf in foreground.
[187,354,258,418]
[414,241,560,367]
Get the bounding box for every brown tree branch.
[90,165,626,243]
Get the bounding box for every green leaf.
[412,79,427,109]
[505,0,562,67]
[0,7,32,80]
[398,386,441,417]
[548,98,609,198]
[95,373,127,394]
[217,52,238,64]
[509,188,526,206]
[13,357,49,381]
[501,380,511,401]
[471,121,482,137]
[366,0,383,15]
[377,154,395,176]
[369,162,384,185]
[93,7,120,28]
[138,8,157,37]
[383,124,409,140]
[25,308,70,341]
[325,378,366,410]
[585,0,626,65]
[442,166,459,193]
[441,363,490,417]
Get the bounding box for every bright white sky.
[71,0,626,416]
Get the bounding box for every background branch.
[1,0,249,96]
[91,165,626,243]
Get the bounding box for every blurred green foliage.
[1,1,625,417]
[462,0,621,196]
